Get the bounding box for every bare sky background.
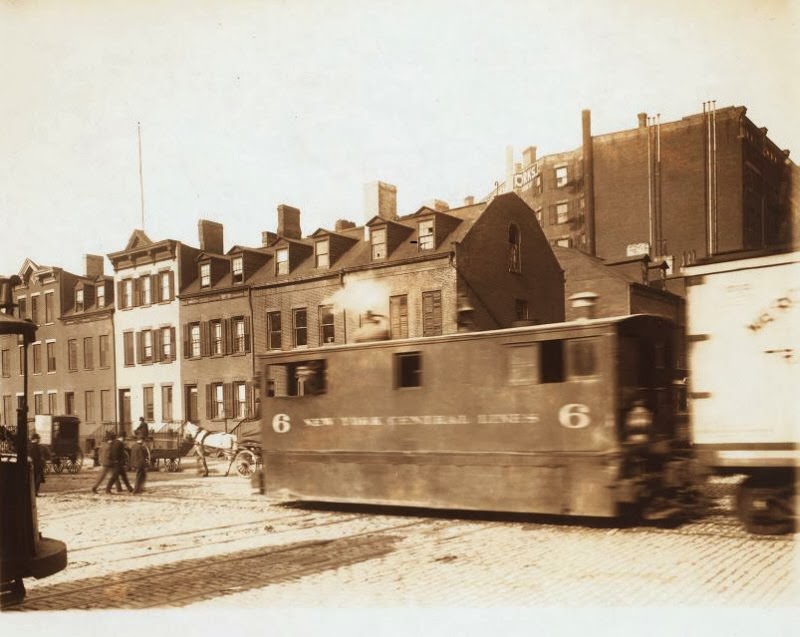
[2,0,798,276]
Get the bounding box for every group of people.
[90,417,150,495]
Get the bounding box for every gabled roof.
[124,229,153,250]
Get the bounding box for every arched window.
[508,224,521,273]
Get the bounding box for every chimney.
[522,146,537,166]
[261,231,278,247]
[569,292,598,320]
[0,275,20,314]
[463,196,475,206]
[198,219,224,253]
[638,112,648,129]
[424,199,450,212]
[364,181,397,222]
[505,146,514,194]
[277,205,302,239]
[335,219,356,233]
[84,254,104,278]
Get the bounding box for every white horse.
[184,422,238,477]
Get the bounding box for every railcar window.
[395,352,422,388]
[267,360,326,397]
[508,345,539,384]
[567,338,598,378]
[540,340,565,383]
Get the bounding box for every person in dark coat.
[91,432,122,493]
[29,433,47,496]
[134,417,149,441]
[105,433,133,494]
[130,438,148,494]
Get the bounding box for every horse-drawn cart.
[146,422,194,472]
[34,415,84,474]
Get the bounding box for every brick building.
[0,256,115,451]
[505,104,798,294]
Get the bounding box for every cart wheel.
[53,458,65,474]
[44,461,53,474]
[66,450,84,474]
[235,450,257,478]
[737,476,795,535]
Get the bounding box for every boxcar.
[257,315,704,522]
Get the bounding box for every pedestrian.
[106,432,134,494]
[91,431,123,493]
[130,437,148,494]
[134,417,149,441]
[29,433,47,496]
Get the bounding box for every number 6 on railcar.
[256,315,705,524]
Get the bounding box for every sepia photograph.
[1,0,797,634]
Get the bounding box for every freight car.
[684,249,799,534]
[255,313,704,524]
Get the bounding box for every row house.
[107,229,202,434]
[0,256,115,451]
[504,104,798,295]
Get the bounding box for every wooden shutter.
[168,271,175,300]
[182,324,190,359]
[200,321,210,357]
[205,384,213,420]
[169,327,176,361]
[117,281,125,308]
[223,383,233,420]
[243,316,251,353]
[224,318,232,355]
[135,331,142,364]
[422,290,442,337]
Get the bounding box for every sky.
[1,0,798,277]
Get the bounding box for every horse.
[184,422,238,477]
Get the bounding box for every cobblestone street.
[2,461,797,634]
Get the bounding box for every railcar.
[684,249,799,534]
[256,314,704,523]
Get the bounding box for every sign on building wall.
[513,164,540,190]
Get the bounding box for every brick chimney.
[335,219,356,232]
[84,254,104,278]
[277,205,302,239]
[364,181,397,222]
[638,112,648,128]
[463,196,475,206]
[424,199,450,212]
[261,231,278,247]
[198,219,224,253]
[522,146,537,166]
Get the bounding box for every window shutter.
[135,331,142,364]
[200,321,210,357]
[153,328,161,363]
[170,327,176,361]
[182,324,190,359]
[117,281,125,308]
[224,318,232,355]
[168,271,175,300]
[245,381,255,418]
[223,383,233,420]
[133,278,141,307]
[205,384,213,420]
[151,274,159,302]
[243,316,251,352]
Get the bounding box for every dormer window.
[371,228,386,260]
[96,284,105,308]
[315,239,330,269]
[200,263,211,288]
[75,289,84,313]
[276,248,289,275]
[418,220,434,251]
[232,257,244,284]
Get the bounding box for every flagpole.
[138,122,145,231]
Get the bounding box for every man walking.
[130,437,148,494]
[91,432,120,494]
[106,432,133,494]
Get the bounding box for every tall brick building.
[504,104,798,294]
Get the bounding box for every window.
[508,224,521,273]
[83,337,93,369]
[67,339,78,371]
[396,352,422,388]
[47,391,57,415]
[159,271,172,302]
[100,389,111,423]
[422,290,442,337]
[99,334,110,367]
[65,392,75,415]
[96,284,105,308]
[188,323,201,358]
[140,276,152,305]
[185,385,198,422]
[534,173,543,194]
[390,295,408,339]
[319,305,335,344]
[1,349,9,378]
[540,340,565,383]
[46,341,56,372]
[44,292,54,323]
[555,237,572,248]
[18,297,26,319]
[292,309,308,347]
[2,395,12,428]
[34,393,43,415]
[232,317,248,353]
[267,312,282,350]
[200,263,211,288]
[568,338,598,378]
[315,240,330,268]
[234,382,247,418]
[555,165,568,188]
[120,279,133,309]
[123,332,134,366]
[75,289,85,312]
[418,220,434,251]
[160,326,174,361]
[32,343,42,374]
[143,386,154,421]
[210,320,223,355]
[555,201,569,224]
[161,385,173,422]
[232,257,244,284]
[276,248,289,275]
[267,360,326,397]
[508,345,539,385]
[140,329,153,363]
[371,228,386,259]
[515,299,529,321]
[31,295,39,324]
[210,383,225,419]
[85,390,95,423]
